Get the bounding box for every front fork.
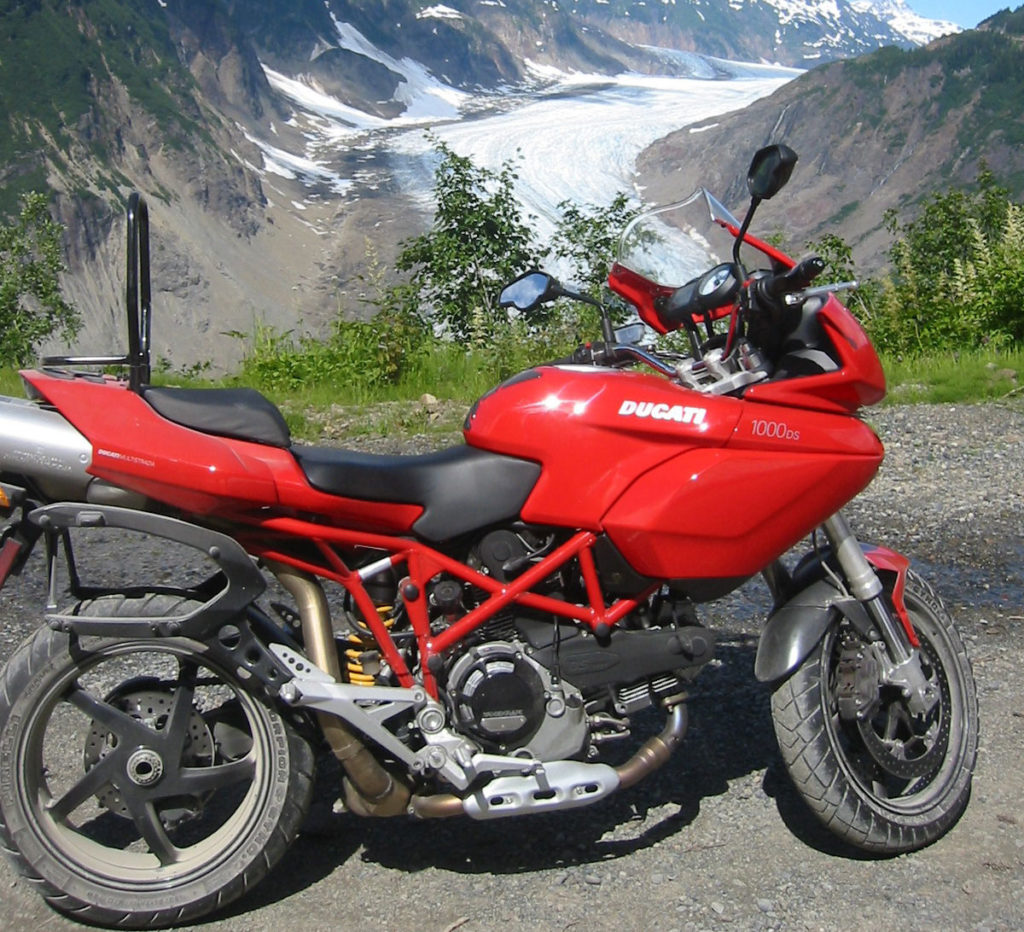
[821,512,938,716]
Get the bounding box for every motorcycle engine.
[443,640,588,761]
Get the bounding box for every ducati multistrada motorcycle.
[0,146,977,927]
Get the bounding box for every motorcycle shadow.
[227,633,866,918]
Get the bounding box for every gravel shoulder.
[0,401,1021,932]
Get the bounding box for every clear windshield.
[615,189,765,289]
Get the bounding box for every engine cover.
[444,641,587,760]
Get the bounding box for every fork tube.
[821,512,911,664]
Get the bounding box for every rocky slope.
[636,9,1024,271]
[0,1,972,369]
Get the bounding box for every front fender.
[754,543,911,683]
[754,578,849,682]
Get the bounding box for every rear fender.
[754,544,912,683]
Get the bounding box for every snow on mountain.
[854,0,962,44]
[248,0,965,226]
[255,11,797,224]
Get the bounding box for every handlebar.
[558,342,678,376]
[754,255,826,302]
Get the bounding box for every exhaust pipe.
[267,560,411,817]
[0,394,148,510]
[0,395,92,500]
[411,700,689,819]
[613,701,687,789]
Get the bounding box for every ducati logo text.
[618,399,707,425]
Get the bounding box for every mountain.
[635,7,1024,270]
[0,1,966,368]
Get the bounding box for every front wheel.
[770,571,978,853]
[0,595,314,927]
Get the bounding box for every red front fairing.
[743,295,886,413]
[465,364,882,580]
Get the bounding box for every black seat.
[143,386,540,541]
[142,386,291,448]
[291,444,541,542]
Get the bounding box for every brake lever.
[783,280,859,306]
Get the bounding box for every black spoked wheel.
[0,596,314,927]
[771,571,978,853]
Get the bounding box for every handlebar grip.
[760,255,826,300]
[565,342,610,365]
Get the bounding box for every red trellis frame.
[244,515,658,699]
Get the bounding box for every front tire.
[0,596,314,927]
[770,571,978,853]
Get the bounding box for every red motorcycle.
[0,146,977,927]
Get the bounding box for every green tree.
[883,166,1008,282]
[394,140,541,343]
[869,168,1022,355]
[0,192,78,365]
[946,205,1024,347]
[551,192,635,296]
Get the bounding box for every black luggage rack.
[42,192,152,393]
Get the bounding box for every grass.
[238,347,501,442]
[1,347,1019,443]
[0,368,25,397]
[883,347,1024,405]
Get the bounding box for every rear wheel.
[0,595,314,927]
[770,572,978,853]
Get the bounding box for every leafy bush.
[389,140,635,347]
[236,307,429,396]
[394,139,541,342]
[863,169,1024,356]
[0,192,78,365]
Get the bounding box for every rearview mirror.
[614,322,646,346]
[499,271,563,311]
[747,144,798,202]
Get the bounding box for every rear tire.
[0,595,314,927]
[770,571,978,853]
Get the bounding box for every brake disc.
[83,680,214,822]
[854,640,950,780]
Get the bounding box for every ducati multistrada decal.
[618,399,707,425]
[97,448,157,468]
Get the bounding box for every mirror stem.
[732,195,760,272]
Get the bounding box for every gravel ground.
[0,401,1020,932]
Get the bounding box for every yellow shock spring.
[344,605,394,685]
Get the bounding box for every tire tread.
[770,571,978,854]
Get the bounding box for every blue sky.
[908,1,1014,28]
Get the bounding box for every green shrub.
[0,192,78,365]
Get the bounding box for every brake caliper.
[835,639,880,722]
